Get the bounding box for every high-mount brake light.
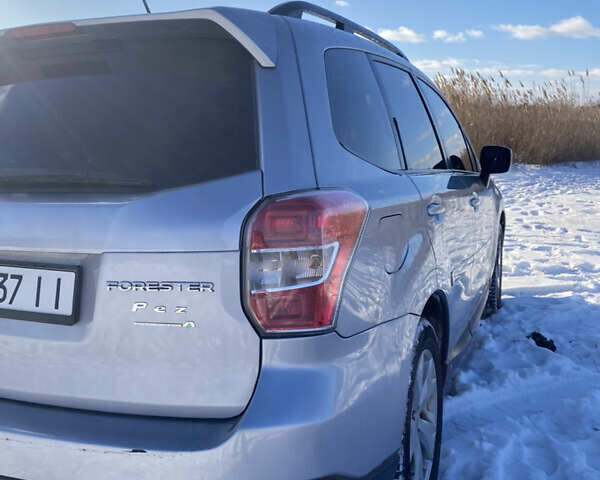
[243,190,367,335]
[5,23,79,40]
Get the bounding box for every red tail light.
[5,23,79,40]
[243,190,367,335]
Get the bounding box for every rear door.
[371,61,478,348]
[465,146,499,301]
[417,81,491,312]
[0,19,264,417]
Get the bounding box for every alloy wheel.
[409,349,438,480]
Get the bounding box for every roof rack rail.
[269,1,407,60]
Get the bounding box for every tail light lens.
[243,190,367,335]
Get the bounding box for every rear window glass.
[324,49,400,172]
[0,20,258,192]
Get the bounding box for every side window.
[418,81,474,172]
[371,62,445,171]
[324,49,400,171]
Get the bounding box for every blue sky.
[2,0,599,95]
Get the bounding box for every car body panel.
[0,171,262,254]
[0,16,268,417]
[284,19,439,336]
[69,7,279,68]
[0,5,508,479]
[333,171,437,337]
[405,74,505,355]
[408,172,481,350]
[0,315,420,480]
[470,176,501,299]
[255,17,317,195]
[0,250,260,418]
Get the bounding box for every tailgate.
[0,17,265,417]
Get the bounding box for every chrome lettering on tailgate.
[106,281,215,293]
[131,302,188,314]
[106,281,213,329]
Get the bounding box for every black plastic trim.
[0,396,241,452]
[314,451,399,479]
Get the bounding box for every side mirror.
[480,145,512,184]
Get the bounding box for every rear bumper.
[0,316,419,480]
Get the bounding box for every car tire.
[394,323,443,480]
[483,224,504,318]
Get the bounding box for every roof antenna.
[142,0,151,13]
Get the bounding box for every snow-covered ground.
[441,163,600,479]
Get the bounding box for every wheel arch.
[420,291,450,368]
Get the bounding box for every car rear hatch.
[0,16,265,418]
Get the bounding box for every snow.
[441,163,600,479]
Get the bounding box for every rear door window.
[418,80,474,172]
[0,20,258,192]
[325,49,400,172]
[371,61,445,171]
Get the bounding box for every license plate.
[0,262,80,325]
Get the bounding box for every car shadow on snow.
[443,292,600,397]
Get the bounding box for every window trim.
[414,76,480,174]
[369,58,408,171]
[368,56,450,173]
[466,137,481,172]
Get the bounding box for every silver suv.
[0,2,510,479]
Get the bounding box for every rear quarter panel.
[284,19,439,336]
[256,15,317,195]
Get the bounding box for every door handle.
[470,194,481,209]
[427,202,445,217]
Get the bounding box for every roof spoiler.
[2,8,277,68]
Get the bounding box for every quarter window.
[418,81,474,172]
[371,62,445,171]
[325,49,400,171]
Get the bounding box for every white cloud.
[475,67,537,77]
[335,0,350,7]
[466,29,484,38]
[540,68,568,78]
[495,16,600,40]
[412,58,600,85]
[444,32,466,43]
[413,58,463,73]
[550,16,600,38]
[540,68,600,79]
[494,24,546,40]
[433,29,482,43]
[378,26,426,43]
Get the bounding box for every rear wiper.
[0,174,155,190]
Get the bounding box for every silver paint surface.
[0,316,421,480]
[0,6,506,479]
[0,251,260,418]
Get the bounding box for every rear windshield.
[0,20,258,192]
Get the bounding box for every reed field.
[435,69,600,165]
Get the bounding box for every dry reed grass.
[435,69,600,164]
